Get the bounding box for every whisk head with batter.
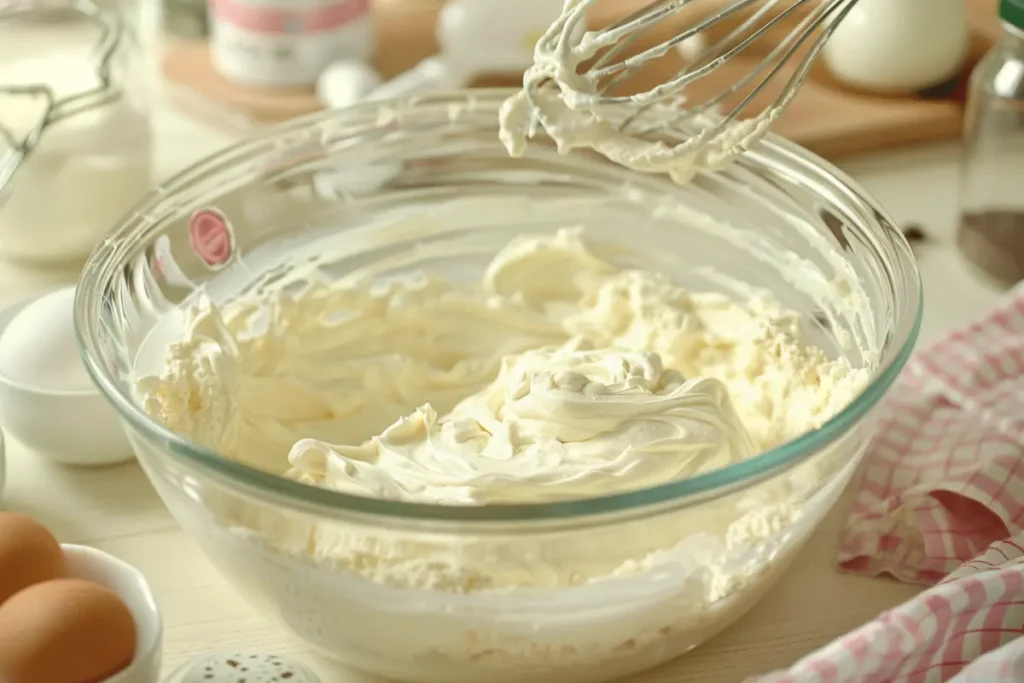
[499,0,859,182]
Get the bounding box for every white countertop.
[0,103,1006,682]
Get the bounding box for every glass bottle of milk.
[0,1,152,265]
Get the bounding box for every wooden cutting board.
[161,0,1002,160]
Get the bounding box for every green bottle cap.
[1002,0,1024,30]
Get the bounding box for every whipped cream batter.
[499,0,780,182]
[140,228,866,506]
[291,343,758,505]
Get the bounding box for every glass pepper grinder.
[957,0,1024,287]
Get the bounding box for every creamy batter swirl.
[288,341,757,504]
[139,229,867,506]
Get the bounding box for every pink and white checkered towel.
[748,283,1024,682]
[839,284,1024,584]
[749,538,1024,682]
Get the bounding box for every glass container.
[160,0,208,42]
[957,0,1024,287]
[0,0,152,264]
[75,90,921,683]
[208,0,375,88]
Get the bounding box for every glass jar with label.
[208,0,375,88]
[956,0,1024,287]
[0,0,152,265]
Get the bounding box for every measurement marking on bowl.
[189,209,235,268]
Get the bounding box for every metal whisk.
[502,0,860,177]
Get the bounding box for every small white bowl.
[62,544,162,683]
[0,290,133,466]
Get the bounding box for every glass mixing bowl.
[76,90,921,683]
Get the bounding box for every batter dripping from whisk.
[500,0,858,182]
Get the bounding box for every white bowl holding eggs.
[0,287,133,466]
[62,544,162,683]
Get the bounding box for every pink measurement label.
[188,209,235,268]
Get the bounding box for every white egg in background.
[316,59,382,109]
[823,0,969,94]
[0,288,133,466]
[0,288,91,393]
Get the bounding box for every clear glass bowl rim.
[75,89,923,524]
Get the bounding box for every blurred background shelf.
[160,0,1001,160]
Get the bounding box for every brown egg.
[0,512,66,605]
[0,578,136,683]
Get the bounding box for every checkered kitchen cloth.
[751,538,1024,682]
[749,283,1024,682]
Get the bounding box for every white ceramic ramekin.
[62,544,162,683]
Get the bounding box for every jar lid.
[1001,0,1024,30]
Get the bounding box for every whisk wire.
[508,0,862,176]
[589,0,694,96]
[605,0,816,138]
[687,0,784,70]
[763,0,859,115]
[610,0,785,132]
[592,0,764,86]
[684,0,850,128]
[598,0,861,135]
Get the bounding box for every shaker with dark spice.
[956,0,1024,289]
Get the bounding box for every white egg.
[823,0,969,94]
[0,287,133,466]
[316,59,382,109]
[0,287,92,393]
